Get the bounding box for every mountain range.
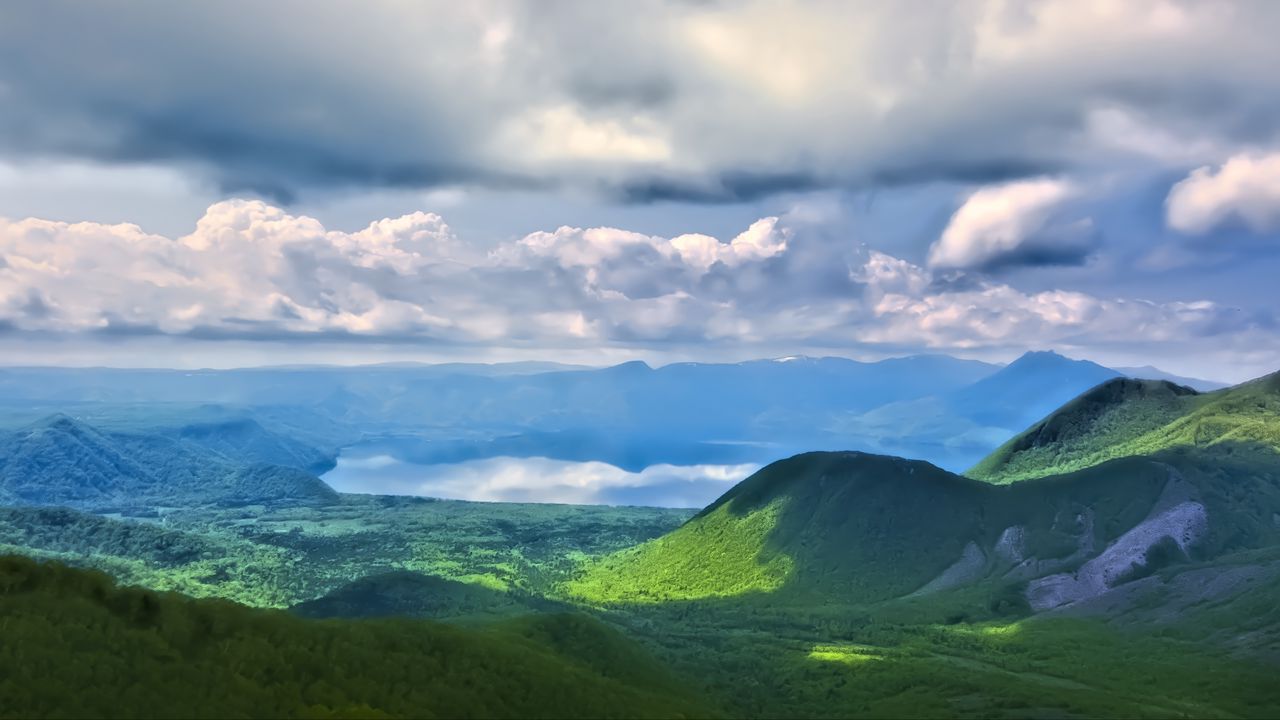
[0,351,1231,482]
[0,414,335,509]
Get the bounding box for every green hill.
[0,555,710,719]
[569,453,990,603]
[0,506,221,566]
[292,570,565,622]
[569,447,1280,609]
[969,371,1280,484]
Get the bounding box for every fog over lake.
[322,451,760,508]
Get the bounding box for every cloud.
[0,200,1261,359]
[323,454,760,507]
[1166,152,1280,234]
[2,1,1280,202]
[927,179,1093,270]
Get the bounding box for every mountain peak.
[1113,365,1227,392]
[994,350,1118,379]
[26,413,94,434]
[705,450,958,515]
[1008,350,1072,367]
[604,360,652,374]
[572,450,996,604]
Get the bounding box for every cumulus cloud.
[0,200,1259,358]
[2,1,1280,201]
[927,178,1097,270]
[1166,153,1280,234]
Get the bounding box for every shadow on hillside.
[290,569,573,622]
[682,443,1280,605]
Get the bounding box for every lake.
[321,450,761,508]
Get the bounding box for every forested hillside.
[0,414,336,509]
[971,371,1280,483]
[1,367,1278,718]
[0,556,711,719]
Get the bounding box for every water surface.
[322,451,760,508]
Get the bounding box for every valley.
[1,358,1277,718]
[8,6,1279,716]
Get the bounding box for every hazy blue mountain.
[1114,365,1228,392]
[830,351,1125,471]
[0,356,1000,474]
[0,355,997,416]
[0,414,336,510]
[0,352,1222,487]
[166,417,336,473]
[0,414,150,505]
[944,350,1122,428]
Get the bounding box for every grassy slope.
[291,570,566,622]
[5,371,1280,718]
[568,447,1280,606]
[970,372,1280,484]
[612,586,1280,720]
[0,497,694,609]
[568,453,989,604]
[4,461,1279,718]
[564,448,1280,717]
[567,498,793,602]
[0,555,710,719]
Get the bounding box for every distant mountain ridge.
[943,350,1122,428]
[0,414,336,510]
[0,353,1227,412]
[168,417,335,474]
[1114,365,1228,392]
[833,351,1128,468]
[0,351,1236,487]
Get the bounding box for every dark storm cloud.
[871,158,1064,189]
[0,2,496,198]
[980,244,1094,272]
[615,171,824,204]
[975,221,1100,273]
[4,1,1280,203]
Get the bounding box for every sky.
[1,1,1279,381]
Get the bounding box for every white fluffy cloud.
[0,200,1256,358]
[508,216,787,276]
[324,454,760,507]
[1166,153,1280,234]
[927,178,1090,270]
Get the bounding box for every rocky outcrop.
[1027,500,1207,611]
[909,541,987,596]
[993,526,1026,565]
